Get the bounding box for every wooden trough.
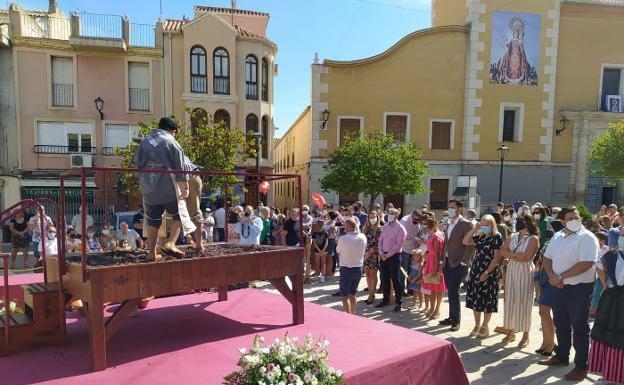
[45,244,304,371]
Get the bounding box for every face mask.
[516,220,526,231]
[447,208,457,218]
[481,226,492,235]
[370,218,378,225]
[533,214,541,220]
[565,219,582,233]
[47,232,56,239]
[504,216,511,222]
[87,232,95,238]
[387,214,396,223]
[619,237,624,250]
[302,210,308,216]
[102,230,110,235]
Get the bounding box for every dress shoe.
[541,345,557,356]
[375,302,389,308]
[563,368,587,381]
[331,291,341,297]
[439,318,454,326]
[450,323,460,332]
[393,304,401,312]
[538,357,569,366]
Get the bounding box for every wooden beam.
[104,298,140,343]
[268,277,295,305]
[217,286,228,302]
[86,274,106,371]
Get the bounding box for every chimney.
[48,0,59,14]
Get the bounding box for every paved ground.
[258,276,600,385]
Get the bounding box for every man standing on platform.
[399,210,423,295]
[376,208,407,312]
[214,204,226,242]
[135,117,188,261]
[440,199,474,331]
[336,218,367,314]
[538,207,599,381]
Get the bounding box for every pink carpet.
[2,273,44,307]
[1,288,468,385]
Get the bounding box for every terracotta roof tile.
[233,24,275,45]
[163,19,188,31]
[193,6,269,17]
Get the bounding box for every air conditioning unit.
[70,154,92,168]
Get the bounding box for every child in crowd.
[311,220,329,282]
[86,225,101,252]
[590,232,609,317]
[408,248,425,310]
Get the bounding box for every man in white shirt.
[203,208,215,243]
[116,222,144,251]
[399,210,423,294]
[71,206,94,236]
[336,218,367,314]
[539,207,599,381]
[235,206,263,245]
[214,205,226,242]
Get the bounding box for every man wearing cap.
[135,117,188,260]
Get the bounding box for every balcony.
[32,145,97,155]
[246,82,258,100]
[214,77,230,95]
[12,9,162,51]
[128,88,150,111]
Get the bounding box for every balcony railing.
[52,83,74,107]
[129,23,156,47]
[101,147,127,156]
[79,12,123,39]
[20,14,71,40]
[246,82,258,100]
[33,145,97,155]
[214,77,230,95]
[262,84,268,102]
[191,76,207,94]
[128,88,150,111]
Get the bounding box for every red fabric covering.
[1,273,44,308]
[1,288,468,385]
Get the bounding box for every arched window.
[191,108,208,132]
[261,115,269,159]
[245,55,258,100]
[214,109,230,129]
[213,47,229,95]
[261,58,269,102]
[246,113,258,143]
[190,45,207,93]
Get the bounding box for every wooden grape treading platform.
[45,244,304,371]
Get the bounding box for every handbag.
[423,272,441,284]
[534,239,550,286]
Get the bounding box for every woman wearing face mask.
[362,210,383,304]
[41,226,59,256]
[462,214,503,338]
[533,207,553,247]
[500,214,540,348]
[9,212,31,270]
[420,217,446,319]
[86,226,101,252]
[99,225,117,251]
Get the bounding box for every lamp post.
[320,109,330,129]
[94,97,104,120]
[497,144,510,203]
[252,131,264,205]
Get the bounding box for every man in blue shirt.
[608,206,624,251]
[236,206,264,245]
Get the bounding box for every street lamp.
[497,144,510,203]
[94,96,104,120]
[320,109,330,129]
[252,131,264,205]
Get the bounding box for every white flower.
[284,366,292,373]
[260,367,267,373]
[238,347,247,354]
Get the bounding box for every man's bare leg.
[147,225,162,261]
[193,223,204,251]
[341,298,351,314]
[349,296,357,314]
[160,220,184,258]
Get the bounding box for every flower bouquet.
[223,333,344,385]
[0,299,24,316]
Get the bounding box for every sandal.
[477,326,490,338]
[428,312,440,320]
[517,337,529,348]
[502,333,516,343]
[469,325,481,337]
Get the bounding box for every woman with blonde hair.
[362,210,383,304]
[463,214,503,338]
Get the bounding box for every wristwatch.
[556,273,563,281]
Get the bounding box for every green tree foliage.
[320,129,430,208]
[113,108,254,199]
[589,121,624,181]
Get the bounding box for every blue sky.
[14,0,431,137]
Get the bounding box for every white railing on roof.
[20,13,71,40]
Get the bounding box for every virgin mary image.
[490,15,538,86]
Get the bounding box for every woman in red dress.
[421,217,447,319]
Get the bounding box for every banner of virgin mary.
[489,12,541,86]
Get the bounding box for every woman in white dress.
[500,213,540,348]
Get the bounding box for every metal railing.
[32,145,97,155]
[128,88,150,111]
[101,146,127,156]
[52,83,73,107]
[214,77,230,95]
[129,23,155,47]
[79,12,122,39]
[246,82,258,100]
[20,14,71,40]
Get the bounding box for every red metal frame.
[60,166,304,284]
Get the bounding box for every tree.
[589,121,624,181]
[113,108,254,199]
[320,129,430,208]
